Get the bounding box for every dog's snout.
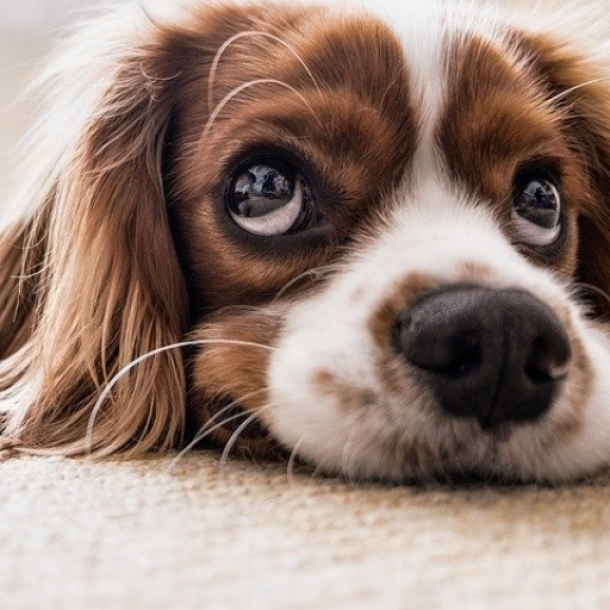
[392,286,571,428]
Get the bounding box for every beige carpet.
[2,2,610,609]
[1,453,610,609]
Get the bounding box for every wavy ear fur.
[511,2,610,317]
[0,215,42,361]
[546,53,610,317]
[0,5,190,455]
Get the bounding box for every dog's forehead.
[299,5,571,206]
[202,1,541,181]
[271,4,558,197]
[245,4,545,159]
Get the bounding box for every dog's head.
[2,0,610,482]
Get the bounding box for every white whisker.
[273,264,339,302]
[547,77,607,106]
[165,388,267,472]
[85,339,274,455]
[287,436,306,486]
[201,78,321,147]
[219,405,272,468]
[208,30,322,112]
[574,282,610,309]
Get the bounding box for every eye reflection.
[227,159,314,237]
[512,176,562,248]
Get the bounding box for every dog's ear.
[522,33,610,317]
[568,79,610,319]
[0,7,191,454]
[0,216,42,360]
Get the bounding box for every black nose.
[392,286,571,429]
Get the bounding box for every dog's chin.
[194,394,538,484]
[267,421,565,486]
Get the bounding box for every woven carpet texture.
[2,454,610,609]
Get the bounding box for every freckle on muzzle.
[392,285,571,430]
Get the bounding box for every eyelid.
[513,160,563,190]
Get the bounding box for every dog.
[1,0,610,483]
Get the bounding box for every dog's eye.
[512,176,562,247]
[227,160,313,236]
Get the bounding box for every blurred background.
[0,1,129,212]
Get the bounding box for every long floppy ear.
[0,215,43,360]
[0,6,189,455]
[568,78,610,318]
[519,22,610,317]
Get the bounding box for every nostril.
[393,311,483,378]
[525,335,571,384]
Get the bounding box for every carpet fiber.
[1,452,610,609]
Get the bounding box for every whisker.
[208,30,322,112]
[337,412,374,486]
[273,264,339,302]
[573,281,610,309]
[167,413,247,470]
[165,388,267,472]
[218,405,272,468]
[86,339,275,455]
[287,436,306,487]
[547,77,607,107]
[201,78,322,147]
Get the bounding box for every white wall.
[0,1,131,211]
[0,1,118,32]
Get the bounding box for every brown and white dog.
[1,0,610,483]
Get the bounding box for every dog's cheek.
[186,309,287,456]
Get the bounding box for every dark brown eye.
[512,176,562,247]
[226,159,313,236]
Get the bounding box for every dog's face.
[2,0,610,483]
[169,0,610,482]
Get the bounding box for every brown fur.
[313,370,379,414]
[0,17,191,454]
[0,2,416,456]
[368,273,438,353]
[0,214,45,361]
[167,8,415,313]
[187,307,284,453]
[439,35,596,277]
